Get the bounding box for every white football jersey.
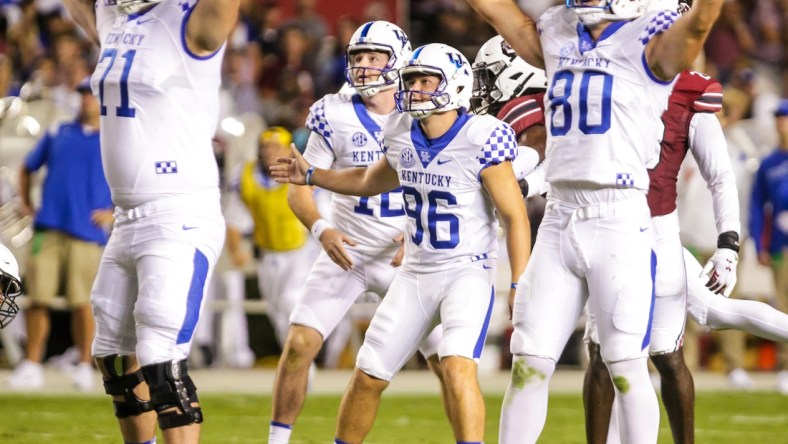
[93,0,224,208]
[304,91,405,250]
[538,7,679,191]
[383,111,518,272]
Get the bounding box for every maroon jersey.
[496,92,546,138]
[648,71,723,217]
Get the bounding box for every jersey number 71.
[97,48,137,118]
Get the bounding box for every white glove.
[701,248,738,297]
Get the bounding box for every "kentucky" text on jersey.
[400,170,453,187]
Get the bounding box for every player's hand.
[231,249,251,268]
[320,228,357,271]
[701,248,738,297]
[270,144,310,185]
[757,251,772,267]
[390,233,405,267]
[17,201,34,218]
[90,209,115,228]
[508,287,517,320]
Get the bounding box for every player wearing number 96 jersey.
[62,0,239,442]
[270,43,530,444]
[268,22,450,444]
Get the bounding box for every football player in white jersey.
[465,0,725,442]
[0,243,22,329]
[62,0,239,443]
[272,43,530,444]
[267,21,448,444]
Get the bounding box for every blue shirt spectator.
[750,100,788,257]
[23,120,112,245]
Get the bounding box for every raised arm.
[646,0,724,81]
[63,0,99,46]
[271,145,400,197]
[185,0,240,55]
[465,0,544,69]
[481,162,530,316]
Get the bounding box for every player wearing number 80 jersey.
[540,7,677,189]
[465,0,728,442]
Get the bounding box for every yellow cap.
[259,126,293,147]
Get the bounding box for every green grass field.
[0,392,786,443]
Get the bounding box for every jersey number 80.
[548,70,613,136]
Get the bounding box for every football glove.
[701,244,738,297]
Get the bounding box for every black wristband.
[518,179,529,198]
[717,231,740,253]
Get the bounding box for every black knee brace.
[142,359,203,430]
[100,355,154,418]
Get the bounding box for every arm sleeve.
[476,122,518,180]
[23,129,55,172]
[524,159,549,198]
[748,163,768,252]
[511,145,540,180]
[302,132,336,169]
[688,112,741,236]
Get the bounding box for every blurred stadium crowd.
[0,0,786,377]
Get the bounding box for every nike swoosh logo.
[436,159,452,165]
[137,17,154,25]
[182,224,198,231]
[639,226,649,232]
[483,264,492,269]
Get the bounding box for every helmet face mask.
[104,0,163,14]
[395,44,473,120]
[566,0,649,25]
[345,21,412,98]
[0,244,21,329]
[471,36,548,115]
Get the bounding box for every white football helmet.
[567,0,649,25]
[345,21,412,98]
[395,43,473,120]
[0,243,21,329]
[104,0,163,15]
[648,0,690,13]
[471,35,547,115]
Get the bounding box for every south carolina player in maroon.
[583,69,736,444]
[472,35,547,258]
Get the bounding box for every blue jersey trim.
[176,248,209,344]
[640,52,673,85]
[473,287,495,359]
[180,3,224,61]
[641,250,657,350]
[410,111,470,168]
[575,20,627,55]
[351,94,383,149]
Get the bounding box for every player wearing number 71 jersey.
[272,43,530,443]
[62,0,239,442]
